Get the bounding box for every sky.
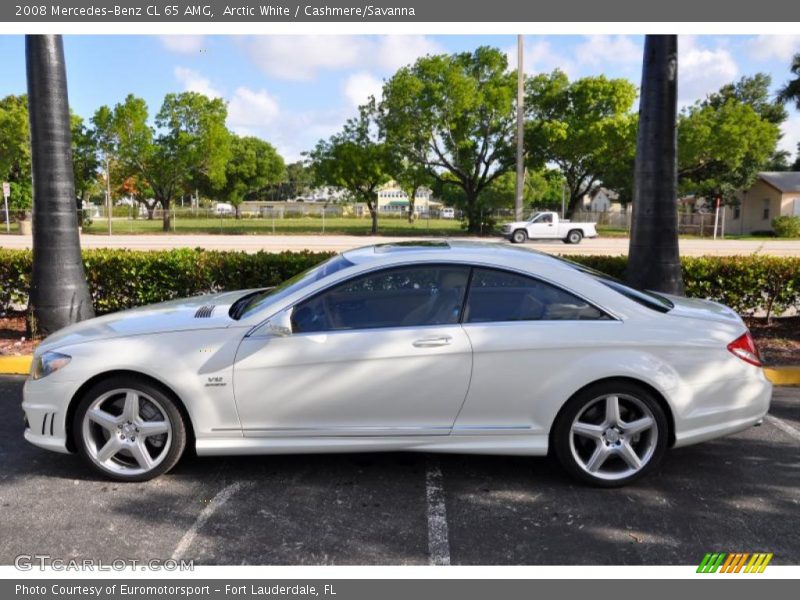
[0,34,799,163]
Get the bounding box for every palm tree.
[627,35,685,296]
[777,53,800,109]
[26,35,94,335]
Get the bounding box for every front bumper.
[21,377,76,454]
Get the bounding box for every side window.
[292,265,470,333]
[464,268,609,323]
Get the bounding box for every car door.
[455,267,617,433]
[526,214,559,238]
[232,264,473,437]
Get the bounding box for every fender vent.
[194,305,216,319]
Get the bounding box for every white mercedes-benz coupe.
[22,242,771,486]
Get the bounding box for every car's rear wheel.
[552,381,668,487]
[565,229,583,244]
[511,229,527,244]
[74,376,187,481]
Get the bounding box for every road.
[0,376,798,566]
[2,233,800,256]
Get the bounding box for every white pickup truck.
[501,211,598,245]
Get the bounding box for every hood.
[37,290,254,352]
[661,293,744,326]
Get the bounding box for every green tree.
[525,70,638,218]
[0,94,32,214]
[309,104,391,234]
[216,135,285,218]
[97,92,231,231]
[627,35,684,296]
[777,53,800,109]
[70,114,100,211]
[380,47,517,233]
[678,99,780,202]
[483,169,565,213]
[0,95,96,217]
[26,35,94,334]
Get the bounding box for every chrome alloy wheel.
[81,388,173,476]
[568,393,658,481]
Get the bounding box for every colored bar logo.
[697,552,773,573]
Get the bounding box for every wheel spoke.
[87,408,120,433]
[137,420,169,438]
[129,440,154,470]
[585,444,611,473]
[622,416,654,437]
[618,441,643,470]
[96,437,122,463]
[572,421,605,441]
[604,395,621,427]
[122,391,140,422]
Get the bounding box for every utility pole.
[105,156,112,236]
[514,35,525,222]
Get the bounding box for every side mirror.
[259,308,293,337]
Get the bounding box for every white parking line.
[171,482,245,561]
[425,459,451,566]
[766,415,800,443]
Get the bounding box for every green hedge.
[1,248,798,319]
[773,216,800,238]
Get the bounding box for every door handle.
[413,336,452,348]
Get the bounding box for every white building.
[376,181,441,215]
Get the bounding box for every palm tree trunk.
[627,35,685,296]
[26,35,95,335]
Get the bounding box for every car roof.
[342,241,572,272]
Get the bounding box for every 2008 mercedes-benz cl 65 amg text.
[23,242,771,486]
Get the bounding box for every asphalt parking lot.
[1,375,798,566]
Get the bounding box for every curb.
[2,355,799,384]
[0,355,32,375]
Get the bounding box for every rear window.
[553,257,674,314]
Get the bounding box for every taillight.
[727,331,762,367]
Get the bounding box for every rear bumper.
[672,371,772,448]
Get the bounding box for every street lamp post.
[514,35,525,222]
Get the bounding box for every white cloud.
[678,36,738,105]
[747,35,800,62]
[173,66,223,98]
[506,40,577,77]
[240,35,444,81]
[159,35,206,55]
[374,35,444,72]
[575,35,641,66]
[779,114,800,158]
[227,87,281,132]
[342,72,384,108]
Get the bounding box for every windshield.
[552,256,674,313]
[232,254,355,319]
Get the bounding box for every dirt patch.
[0,315,37,356]
[748,316,800,367]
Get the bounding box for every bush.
[772,216,800,238]
[1,248,798,320]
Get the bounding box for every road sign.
[2,182,9,198]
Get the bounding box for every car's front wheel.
[74,376,187,481]
[552,381,668,487]
[511,229,527,244]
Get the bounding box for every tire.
[551,381,669,487]
[565,229,583,244]
[511,229,527,244]
[73,375,187,482]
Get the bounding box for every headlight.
[31,351,71,380]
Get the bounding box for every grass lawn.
[80,216,467,237]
